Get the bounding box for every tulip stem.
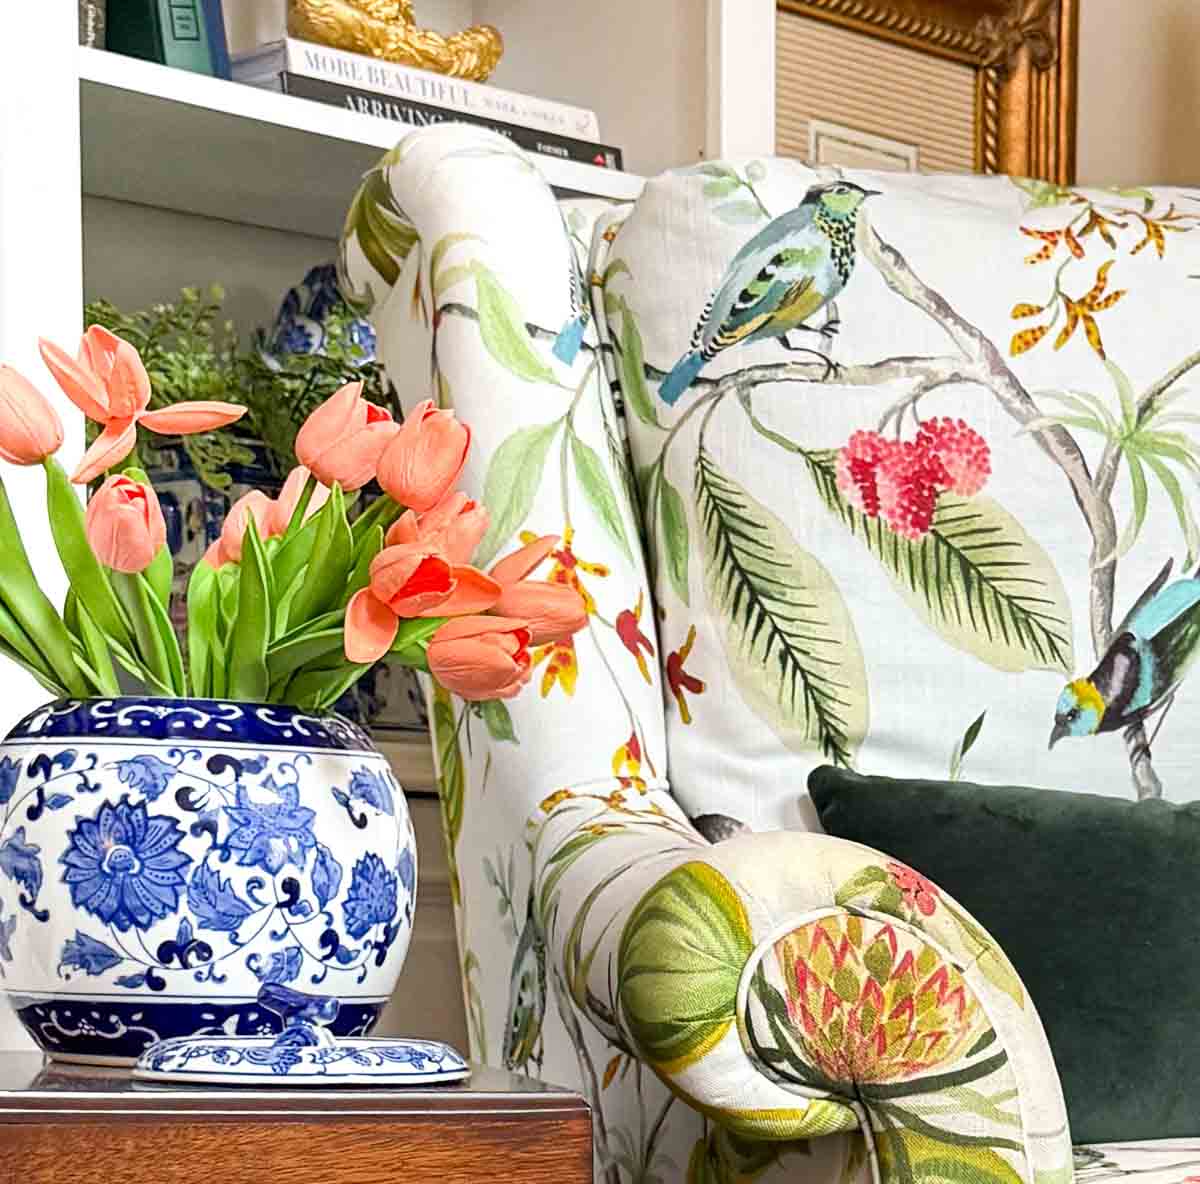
[283,472,318,539]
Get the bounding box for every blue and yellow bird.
[1050,559,1200,748]
[658,180,880,406]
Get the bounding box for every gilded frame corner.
[776,0,1079,183]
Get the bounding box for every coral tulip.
[264,465,330,538]
[385,490,489,564]
[294,381,399,491]
[204,490,273,568]
[344,544,501,664]
[490,535,588,644]
[0,365,63,464]
[427,616,534,700]
[85,473,167,574]
[376,399,470,513]
[39,326,245,484]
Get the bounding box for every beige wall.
[473,0,705,176]
[1077,0,1200,186]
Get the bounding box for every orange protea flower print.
[774,914,987,1087]
[666,626,705,724]
[616,591,655,684]
[531,638,578,698]
[520,526,608,615]
[887,861,940,917]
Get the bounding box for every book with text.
[233,37,601,140]
[275,73,623,171]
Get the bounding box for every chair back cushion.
[593,161,1200,831]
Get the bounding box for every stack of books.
[232,38,623,171]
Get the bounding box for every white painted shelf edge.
[79,45,644,232]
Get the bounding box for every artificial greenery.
[84,284,387,489]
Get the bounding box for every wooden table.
[0,1054,592,1183]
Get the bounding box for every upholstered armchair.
[339,125,1192,1184]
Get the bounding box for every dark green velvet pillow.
[809,766,1200,1145]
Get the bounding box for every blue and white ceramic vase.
[0,698,416,1065]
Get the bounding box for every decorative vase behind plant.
[0,697,415,1064]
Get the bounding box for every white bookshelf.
[80,46,644,239]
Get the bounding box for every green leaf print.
[804,450,1074,675]
[658,472,691,606]
[474,420,562,567]
[618,861,752,1074]
[569,427,633,563]
[471,263,559,384]
[697,448,868,766]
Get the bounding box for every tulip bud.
[85,473,166,574]
[264,465,329,538]
[489,534,587,643]
[385,490,489,565]
[376,399,470,513]
[427,616,533,701]
[216,490,273,565]
[0,365,64,465]
[295,381,399,491]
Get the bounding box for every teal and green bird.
[502,894,546,1074]
[1050,559,1200,748]
[658,180,879,406]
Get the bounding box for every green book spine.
[107,0,216,76]
[156,0,215,74]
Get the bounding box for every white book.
[232,38,601,140]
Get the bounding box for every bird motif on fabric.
[1050,558,1200,748]
[501,892,546,1074]
[552,211,589,365]
[657,180,880,406]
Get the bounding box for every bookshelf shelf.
[79,46,644,240]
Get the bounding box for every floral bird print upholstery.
[340,124,1200,1184]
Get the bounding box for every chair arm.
[532,792,1074,1181]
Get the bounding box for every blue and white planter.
[0,697,416,1065]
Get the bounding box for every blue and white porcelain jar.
[0,698,416,1065]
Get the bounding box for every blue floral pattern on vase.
[61,798,191,931]
[0,697,416,1064]
[226,778,317,874]
[343,854,397,939]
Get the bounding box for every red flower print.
[616,590,655,684]
[611,731,647,791]
[887,860,940,917]
[834,420,991,542]
[666,626,705,724]
[612,729,642,778]
[915,418,991,497]
[835,430,890,517]
[875,440,945,541]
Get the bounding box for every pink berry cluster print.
[835,418,992,541]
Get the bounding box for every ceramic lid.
[132,984,469,1087]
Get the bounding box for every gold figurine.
[287,0,504,81]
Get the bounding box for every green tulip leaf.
[228,518,272,701]
[186,560,219,698]
[42,458,134,661]
[343,524,383,607]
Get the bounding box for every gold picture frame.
[776,0,1079,183]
